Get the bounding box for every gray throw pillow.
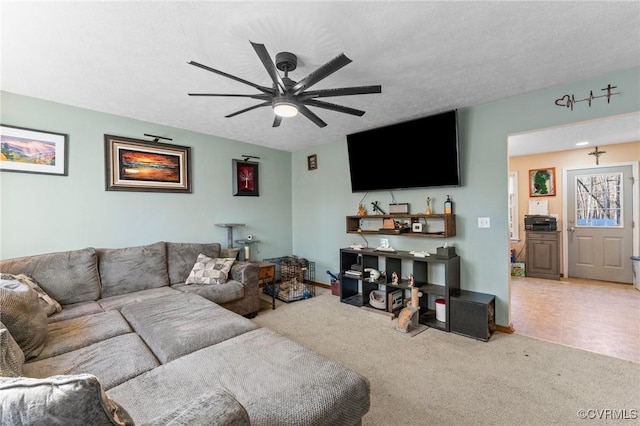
[0,279,48,360]
[185,254,235,285]
[1,273,62,316]
[0,374,135,426]
[0,322,24,377]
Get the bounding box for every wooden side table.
[256,262,276,310]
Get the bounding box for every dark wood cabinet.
[525,231,561,280]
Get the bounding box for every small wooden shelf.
[346,214,456,238]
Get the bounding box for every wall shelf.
[346,214,456,238]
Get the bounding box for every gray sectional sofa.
[0,241,370,425]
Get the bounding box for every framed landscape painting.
[104,134,191,193]
[0,125,68,176]
[529,167,556,197]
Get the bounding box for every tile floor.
[510,276,640,363]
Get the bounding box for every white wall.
[292,66,640,327]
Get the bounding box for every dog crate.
[263,255,316,302]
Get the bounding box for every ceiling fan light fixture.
[273,100,298,117]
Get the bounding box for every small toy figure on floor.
[391,272,399,285]
[396,287,422,333]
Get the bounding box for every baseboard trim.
[496,323,514,334]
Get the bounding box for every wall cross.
[588,146,606,165]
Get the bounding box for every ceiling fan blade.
[250,41,286,95]
[298,104,327,128]
[225,101,271,118]
[301,99,366,116]
[188,61,273,94]
[272,115,282,128]
[188,93,271,101]
[291,53,352,95]
[298,85,382,100]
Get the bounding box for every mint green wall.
[0,92,293,260]
[292,66,640,327]
[2,67,638,327]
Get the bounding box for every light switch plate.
[478,217,491,228]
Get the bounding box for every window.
[508,171,519,240]
[575,172,623,227]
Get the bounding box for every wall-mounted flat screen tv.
[346,109,460,192]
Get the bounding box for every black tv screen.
[346,110,460,192]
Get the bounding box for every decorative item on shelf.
[436,244,456,259]
[371,201,385,214]
[408,273,414,287]
[411,222,423,233]
[391,271,399,285]
[425,197,432,215]
[395,286,422,333]
[444,195,453,214]
[389,203,409,214]
[358,203,366,216]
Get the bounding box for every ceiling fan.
[187,41,382,128]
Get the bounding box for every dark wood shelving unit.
[338,247,495,340]
[346,214,456,238]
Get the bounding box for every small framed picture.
[1,125,68,176]
[233,159,259,196]
[307,154,317,170]
[529,167,556,197]
[412,222,423,233]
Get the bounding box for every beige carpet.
[253,288,640,426]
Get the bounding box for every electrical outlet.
[478,217,491,228]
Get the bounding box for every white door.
[567,166,634,283]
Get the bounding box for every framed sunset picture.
[104,135,191,193]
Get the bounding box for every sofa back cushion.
[0,247,101,305]
[166,242,221,284]
[0,280,48,360]
[98,241,169,298]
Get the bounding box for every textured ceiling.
[1,1,639,153]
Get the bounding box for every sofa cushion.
[120,293,258,363]
[185,254,235,285]
[166,242,221,284]
[142,390,250,426]
[98,286,181,312]
[0,279,48,360]
[49,301,105,323]
[172,280,244,305]
[23,333,160,391]
[0,374,134,426]
[31,310,133,362]
[0,247,101,305]
[107,328,370,426]
[1,273,62,316]
[98,241,169,298]
[0,322,24,377]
